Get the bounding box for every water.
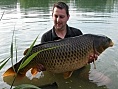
[0,0,118,89]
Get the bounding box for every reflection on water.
[75,0,115,12]
[4,66,109,89]
[0,0,118,89]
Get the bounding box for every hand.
[88,54,98,63]
[37,64,46,71]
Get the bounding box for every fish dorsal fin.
[63,71,73,79]
[23,48,29,55]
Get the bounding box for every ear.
[52,12,53,17]
[67,14,70,20]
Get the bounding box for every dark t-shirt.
[41,25,83,43]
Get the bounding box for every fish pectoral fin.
[63,71,73,79]
[31,68,38,76]
[3,67,16,77]
[31,64,46,76]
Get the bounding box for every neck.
[55,26,67,39]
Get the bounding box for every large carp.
[3,34,113,79]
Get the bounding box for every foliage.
[13,84,41,89]
[0,30,58,89]
[0,11,5,21]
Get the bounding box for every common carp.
[3,34,113,79]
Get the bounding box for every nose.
[56,16,61,22]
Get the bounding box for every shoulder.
[42,29,52,36]
[69,26,83,35]
[41,29,52,43]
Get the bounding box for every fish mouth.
[95,41,114,55]
[109,41,114,47]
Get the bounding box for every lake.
[0,0,118,89]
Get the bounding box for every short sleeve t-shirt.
[41,25,83,43]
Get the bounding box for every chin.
[56,27,64,30]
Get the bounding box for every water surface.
[0,0,118,89]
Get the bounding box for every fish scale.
[25,38,89,73]
[31,35,96,73]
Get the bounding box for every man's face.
[52,7,70,30]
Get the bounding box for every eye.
[55,15,58,18]
[54,15,65,19]
[60,16,65,18]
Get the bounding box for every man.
[41,2,82,43]
[41,2,96,63]
[23,2,98,88]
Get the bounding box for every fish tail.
[3,66,27,78]
[3,61,40,77]
[3,60,25,77]
[3,67,17,77]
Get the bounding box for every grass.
[0,30,40,89]
[0,11,5,21]
[13,84,41,89]
[0,12,57,89]
[0,29,58,89]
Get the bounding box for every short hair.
[52,2,69,16]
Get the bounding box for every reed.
[0,10,44,89]
[0,11,5,21]
[13,84,41,89]
[0,30,57,89]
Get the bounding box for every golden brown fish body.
[3,34,113,78]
